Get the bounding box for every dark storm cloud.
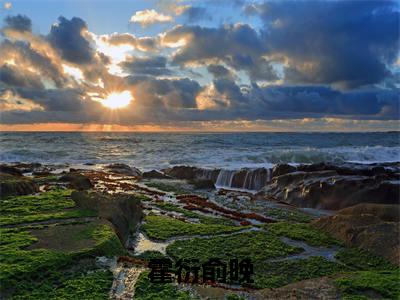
[4,15,32,32]
[164,23,277,81]
[126,75,201,109]
[165,1,398,88]
[207,64,233,79]
[213,78,247,104]
[182,7,211,23]
[15,88,86,111]
[0,5,398,126]
[250,85,400,120]
[0,64,44,89]
[166,24,264,64]
[48,16,94,64]
[0,40,67,88]
[121,56,172,76]
[254,0,400,89]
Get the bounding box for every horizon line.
[1,130,399,133]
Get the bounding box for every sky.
[0,0,399,131]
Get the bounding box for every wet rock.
[59,173,93,190]
[105,163,142,177]
[162,166,199,180]
[297,162,398,177]
[228,168,271,190]
[71,191,143,244]
[313,214,400,265]
[32,167,53,176]
[164,166,275,190]
[142,170,171,179]
[0,173,39,198]
[163,165,221,182]
[337,203,400,222]
[272,164,296,178]
[263,170,399,210]
[9,162,42,173]
[0,165,22,176]
[254,276,340,300]
[190,179,215,189]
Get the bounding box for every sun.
[101,91,132,109]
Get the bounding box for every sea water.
[1,132,399,170]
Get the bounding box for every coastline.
[1,160,399,298]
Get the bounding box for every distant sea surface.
[1,132,399,170]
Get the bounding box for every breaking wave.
[0,132,399,170]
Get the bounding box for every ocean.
[1,132,399,170]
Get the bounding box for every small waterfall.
[241,169,264,190]
[165,166,271,190]
[214,168,272,191]
[267,168,272,182]
[215,170,236,188]
[198,169,215,180]
[195,168,221,182]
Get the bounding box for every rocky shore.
[0,161,399,299]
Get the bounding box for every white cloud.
[130,9,173,26]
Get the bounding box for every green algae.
[0,189,97,226]
[0,222,124,297]
[166,231,302,265]
[267,221,342,247]
[134,271,197,300]
[133,250,167,261]
[9,268,113,300]
[143,215,244,240]
[335,270,400,299]
[153,202,235,226]
[254,256,347,289]
[144,181,189,195]
[335,248,397,271]
[265,207,314,223]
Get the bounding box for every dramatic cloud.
[0,0,398,130]
[126,76,201,109]
[0,64,44,89]
[253,1,400,89]
[120,56,171,76]
[104,33,158,52]
[0,39,67,88]
[163,24,278,81]
[4,14,31,32]
[175,6,211,22]
[207,64,234,80]
[48,16,94,64]
[130,9,173,26]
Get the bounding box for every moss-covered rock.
[313,214,400,265]
[335,270,400,299]
[143,215,244,240]
[0,189,96,226]
[59,173,93,190]
[166,231,302,268]
[71,191,143,244]
[134,271,197,300]
[0,173,39,198]
[0,221,124,298]
[267,221,342,247]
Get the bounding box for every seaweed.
[267,222,342,247]
[143,215,244,240]
[134,271,197,300]
[335,270,400,299]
